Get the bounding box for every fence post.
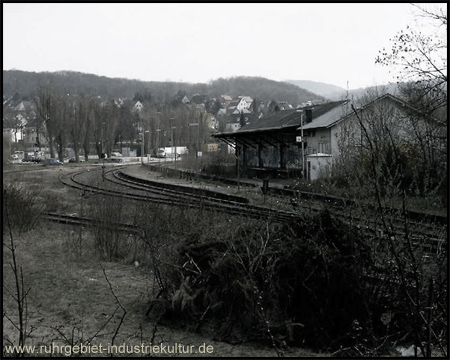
[261,178,269,204]
[426,277,434,357]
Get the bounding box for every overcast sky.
[3,3,445,90]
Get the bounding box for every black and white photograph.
[3,3,447,358]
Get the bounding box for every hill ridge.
[3,70,326,107]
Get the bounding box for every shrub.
[3,181,46,234]
[87,194,133,261]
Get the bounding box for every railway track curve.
[57,166,446,255]
[59,167,300,223]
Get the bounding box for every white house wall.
[329,99,425,167]
[307,155,333,181]
[236,99,248,112]
[305,127,331,155]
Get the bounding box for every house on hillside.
[195,103,206,111]
[3,116,47,149]
[3,111,28,144]
[216,108,227,117]
[132,101,144,112]
[22,117,47,148]
[226,99,240,115]
[225,123,242,132]
[277,101,293,110]
[3,127,20,144]
[3,99,48,150]
[213,93,437,181]
[114,98,124,107]
[14,100,36,113]
[181,95,190,105]
[238,96,253,109]
[227,97,253,115]
[219,95,233,108]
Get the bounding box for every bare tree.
[331,83,447,355]
[67,95,89,162]
[376,4,447,101]
[114,100,139,149]
[35,84,58,158]
[375,3,447,206]
[101,99,121,156]
[54,94,71,161]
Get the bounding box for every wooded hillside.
[3,70,325,107]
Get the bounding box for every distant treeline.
[3,70,325,107]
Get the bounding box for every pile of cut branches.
[151,210,378,350]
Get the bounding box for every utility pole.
[157,127,161,166]
[236,146,240,192]
[101,122,106,181]
[173,126,177,170]
[141,130,144,164]
[156,112,161,167]
[143,130,149,163]
[147,128,151,164]
[197,120,201,169]
[188,122,200,172]
[100,122,105,157]
[301,111,305,180]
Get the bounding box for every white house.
[299,93,434,160]
[298,93,443,180]
[227,96,253,114]
[133,101,144,112]
[225,123,241,132]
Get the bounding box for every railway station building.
[213,93,442,181]
[212,100,346,180]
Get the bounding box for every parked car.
[21,152,43,163]
[49,158,63,165]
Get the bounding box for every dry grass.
[3,164,327,357]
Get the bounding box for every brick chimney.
[305,108,313,123]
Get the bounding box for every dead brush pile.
[149,209,377,351]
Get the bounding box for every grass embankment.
[3,165,326,357]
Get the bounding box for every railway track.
[43,212,142,234]
[59,167,300,223]
[57,166,446,255]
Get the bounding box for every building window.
[318,142,330,153]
